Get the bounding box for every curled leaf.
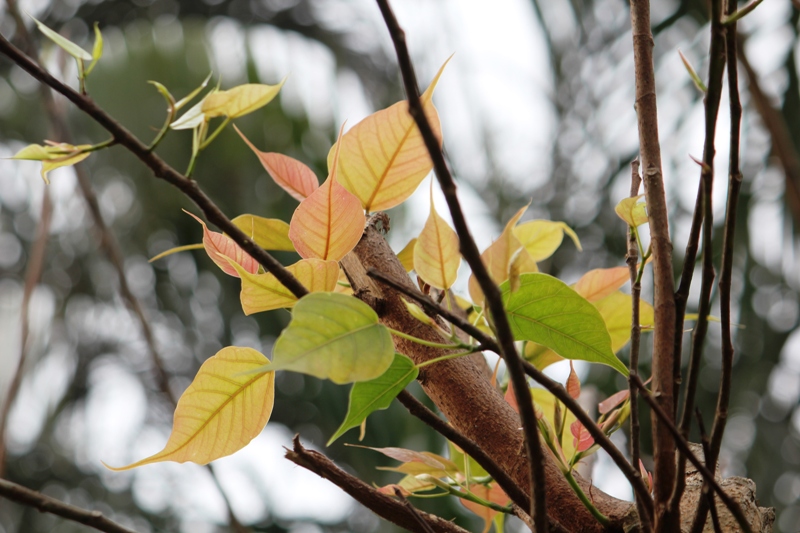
[85,23,103,76]
[184,211,258,277]
[104,347,275,469]
[11,142,92,184]
[615,195,648,227]
[202,79,285,119]
[513,220,581,262]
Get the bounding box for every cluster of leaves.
[15,19,660,525]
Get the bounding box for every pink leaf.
[570,420,594,452]
[566,361,581,399]
[598,389,629,415]
[184,211,258,277]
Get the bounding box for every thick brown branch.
[0,478,138,533]
[285,437,470,533]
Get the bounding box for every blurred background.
[0,0,798,531]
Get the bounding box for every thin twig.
[630,376,753,533]
[691,410,722,533]
[626,159,652,533]
[368,269,655,523]
[628,3,678,528]
[0,32,309,300]
[285,437,470,533]
[374,1,548,529]
[393,487,436,533]
[0,478,138,533]
[671,0,726,517]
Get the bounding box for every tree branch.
[0,478,139,533]
[285,437,470,533]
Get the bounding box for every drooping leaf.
[359,445,459,479]
[461,483,510,533]
[468,204,536,305]
[289,126,364,261]
[104,347,274,469]
[31,16,92,61]
[501,273,627,375]
[593,291,655,353]
[572,266,631,302]
[414,193,460,289]
[228,258,339,315]
[378,475,436,496]
[235,126,319,201]
[266,293,395,383]
[330,58,450,212]
[328,354,418,445]
[231,214,295,252]
[12,143,93,184]
[513,220,581,262]
[202,79,285,119]
[184,211,258,277]
[570,420,594,453]
[615,195,648,227]
[397,238,417,272]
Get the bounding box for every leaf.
[267,293,395,384]
[570,420,594,453]
[402,299,435,327]
[235,126,319,201]
[330,58,450,212]
[148,243,205,263]
[501,273,627,375]
[414,192,460,289]
[598,389,630,415]
[171,95,209,130]
[461,483,510,533]
[615,195,648,227]
[228,258,339,315]
[175,73,213,111]
[85,23,103,76]
[104,347,274,469]
[328,354,418,445]
[289,125,364,261]
[448,441,488,480]
[513,220,581,262]
[231,214,295,252]
[358,445,459,478]
[397,238,417,272]
[468,204,536,305]
[202,79,286,119]
[566,361,581,399]
[572,266,631,302]
[593,291,655,353]
[184,211,258,277]
[524,342,564,371]
[31,16,92,61]
[11,143,93,184]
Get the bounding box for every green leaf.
[267,292,395,384]
[327,353,418,445]
[202,79,286,119]
[614,195,648,227]
[31,16,92,61]
[501,273,627,375]
[84,23,103,75]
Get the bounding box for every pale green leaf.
[513,220,582,262]
[171,96,209,130]
[615,195,648,227]
[328,354,418,445]
[31,16,92,61]
[501,273,627,375]
[85,23,103,75]
[202,79,286,119]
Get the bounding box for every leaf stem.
[415,348,481,369]
[563,469,610,527]
[386,327,470,350]
[200,117,231,150]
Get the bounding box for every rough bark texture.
[341,215,635,533]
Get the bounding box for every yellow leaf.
[105,347,275,469]
[228,258,339,315]
[334,267,353,295]
[289,125,365,261]
[11,142,93,184]
[185,211,259,277]
[468,204,535,305]
[572,266,630,302]
[615,195,648,227]
[231,214,295,252]
[513,220,581,262]
[202,79,286,119]
[531,388,578,460]
[461,484,510,533]
[235,125,319,201]
[593,291,655,353]
[330,57,450,212]
[524,342,563,370]
[396,238,417,272]
[41,152,91,184]
[414,192,460,289]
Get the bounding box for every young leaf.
[397,238,417,272]
[566,361,581,399]
[171,96,209,130]
[84,23,103,76]
[328,354,418,445]
[572,266,631,302]
[267,293,395,384]
[11,143,93,184]
[531,388,579,460]
[414,192,460,290]
[358,445,460,478]
[513,220,582,262]
[231,214,295,252]
[468,204,536,305]
[330,58,450,212]
[31,16,93,61]
[184,211,258,277]
[614,195,648,227]
[202,79,286,119]
[104,347,275,470]
[448,441,489,479]
[593,291,655,352]
[599,389,630,415]
[461,483,510,533]
[501,273,627,375]
[235,126,319,201]
[289,126,364,261]
[570,420,594,453]
[228,258,339,315]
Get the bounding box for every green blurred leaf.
[31,16,92,61]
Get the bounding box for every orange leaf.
[105,347,274,469]
[414,191,460,289]
[468,204,536,305]
[572,266,630,302]
[228,258,339,314]
[461,484,510,533]
[331,58,450,212]
[566,361,581,399]
[235,125,319,201]
[598,389,630,415]
[289,125,365,261]
[185,211,258,277]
